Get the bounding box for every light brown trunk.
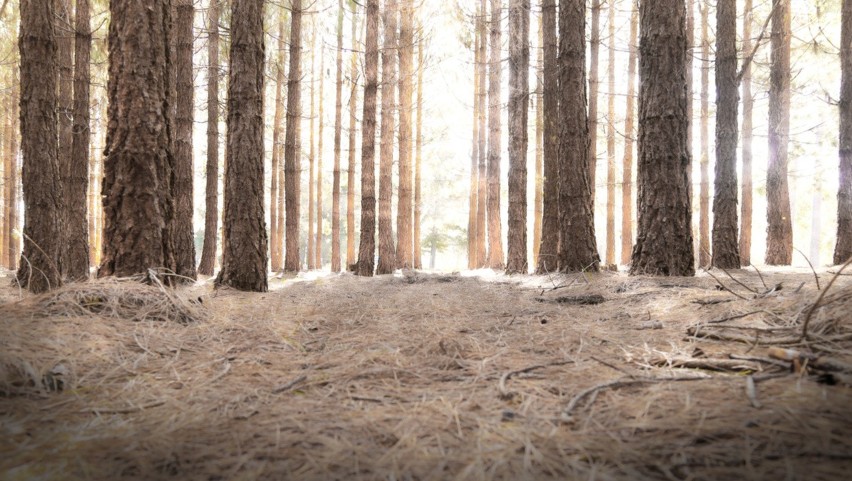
[589,0,601,204]
[347,2,360,268]
[536,0,558,274]
[316,44,325,269]
[532,18,543,268]
[605,0,616,267]
[468,7,481,270]
[621,1,638,266]
[739,0,753,266]
[331,0,344,272]
[198,0,220,276]
[307,23,316,270]
[698,0,710,267]
[505,0,529,274]
[4,81,19,270]
[474,0,488,268]
[270,11,286,272]
[396,0,415,269]
[414,36,424,270]
[376,0,398,275]
[837,0,852,264]
[173,0,196,281]
[284,0,303,273]
[486,0,504,270]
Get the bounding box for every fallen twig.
[272,375,308,394]
[800,256,852,341]
[498,360,574,399]
[794,247,822,291]
[562,375,709,420]
[83,400,166,415]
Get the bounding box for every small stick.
[499,360,574,398]
[716,264,760,294]
[752,265,768,290]
[800,256,852,341]
[562,375,708,420]
[83,400,165,415]
[793,247,821,291]
[272,375,307,394]
[703,269,750,300]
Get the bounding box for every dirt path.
[1,269,850,480]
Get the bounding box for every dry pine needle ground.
[0,268,850,480]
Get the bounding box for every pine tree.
[836,0,852,264]
[347,0,360,268]
[396,0,415,269]
[270,10,287,272]
[505,0,529,274]
[739,0,754,266]
[698,0,710,267]
[284,0,303,273]
[486,0,504,269]
[198,0,220,276]
[331,0,345,272]
[536,0,558,274]
[376,0,398,275]
[605,0,616,267]
[620,1,638,266]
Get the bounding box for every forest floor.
[1,266,851,480]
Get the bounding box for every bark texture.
[198,0,220,276]
[765,0,792,265]
[536,0,558,274]
[837,0,852,264]
[99,0,175,282]
[605,0,616,267]
[588,0,600,203]
[315,45,325,268]
[486,0,504,269]
[711,0,740,269]
[215,0,267,291]
[532,19,543,267]
[630,0,694,277]
[270,11,286,272]
[621,1,638,266]
[18,0,62,292]
[284,0,303,272]
[739,0,754,266]
[396,0,414,269]
[414,36,424,269]
[347,1,359,268]
[505,0,529,274]
[173,0,196,281]
[57,0,73,277]
[307,26,316,269]
[355,0,380,276]
[474,0,488,268]
[698,0,710,267]
[332,0,344,272]
[557,0,599,273]
[67,0,91,281]
[376,0,398,275]
[469,9,481,269]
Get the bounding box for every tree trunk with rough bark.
[630,0,694,277]
[621,0,638,266]
[486,0,504,270]
[505,0,529,274]
[215,0,267,291]
[536,0,558,274]
[270,11,286,272]
[698,0,710,268]
[347,0,359,268]
[765,0,792,266]
[57,0,72,278]
[316,45,325,268]
[712,0,740,269]
[557,0,599,273]
[284,0,303,273]
[376,0,398,275]
[332,0,344,272]
[198,0,220,276]
[469,8,481,270]
[396,0,414,269]
[588,0,600,204]
[173,0,196,281]
[532,19,543,268]
[474,0,488,268]
[307,24,316,270]
[99,0,174,283]
[835,0,852,265]
[414,35,424,269]
[355,0,380,276]
[605,0,616,268]
[739,0,754,266]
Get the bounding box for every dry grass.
[0,267,850,480]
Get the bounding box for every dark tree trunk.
[711,0,740,269]
[216,0,267,291]
[284,0,303,273]
[486,0,504,269]
[57,0,72,278]
[621,1,638,266]
[630,0,694,277]
[355,0,380,276]
[332,0,344,272]
[66,0,91,281]
[765,0,792,265]
[505,0,529,274]
[474,0,488,268]
[396,0,414,269]
[698,0,710,267]
[739,0,754,266]
[536,0,558,274]
[837,0,852,264]
[173,0,196,281]
[198,0,220,276]
[99,0,174,282]
[557,0,599,273]
[376,0,398,275]
[347,1,359,268]
[270,11,286,273]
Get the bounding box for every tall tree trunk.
[276,12,289,275]
[605,0,616,267]
[198,0,220,276]
[588,0,600,204]
[739,0,754,266]
[66,0,91,281]
[621,1,638,266]
[87,104,98,267]
[532,19,543,268]
[376,0,398,275]
[347,0,359,268]
[6,81,20,271]
[396,0,414,269]
[355,0,380,276]
[270,11,286,272]
[687,0,695,261]
[765,0,792,265]
[414,35,424,269]
[835,0,852,265]
[474,0,488,268]
[486,0,504,270]
[57,0,72,278]
[173,0,196,281]
[284,0,303,273]
[3,91,12,269]
[536,0,558,274]
[505,0,529,274]
[698,0,710,267]
[558,0,599,273]
[216,0,267,291]
[468,7,481,270]
[307,23,316,270]
[712,0,740,269]
[630,0,694,277]
[331,0,345,272]
[316,44,325,268]
[99,0,174,283]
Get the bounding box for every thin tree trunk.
[355,0,380,276]
[687,0,695,261]
[276,12,289,275]
[835,0,852,264]
[558,0,599,273]
[347,1,360,268]
[331,0,344,272]
[765,0,792,265]
[630,0,694,277]
[605,0,616,268]
[712,0,740,269]
[173,0,196,281]
[589,0,600,204]
[474,0,488,268]
[215,0,267,291]
[739,0,754,266]
[414,36,424,269]
[698,0,710,267]
[468,7,481,270]
[88,104,98,267]
[532,19,543,268]
[5,81,19,270]
[198,0,220,276]
[621,1,638,266]
[284,0,303,273]
[270,11,286,272]
[307,23,316,270]
[376,0,398,275]
[57,0,73,277]
[396,0,414,269]
[536,0,558,274]
[66,0,91,281]
[505,0,529,274]
[99,0,174,283]
[486,0,504,270]
[316,45,325,268]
